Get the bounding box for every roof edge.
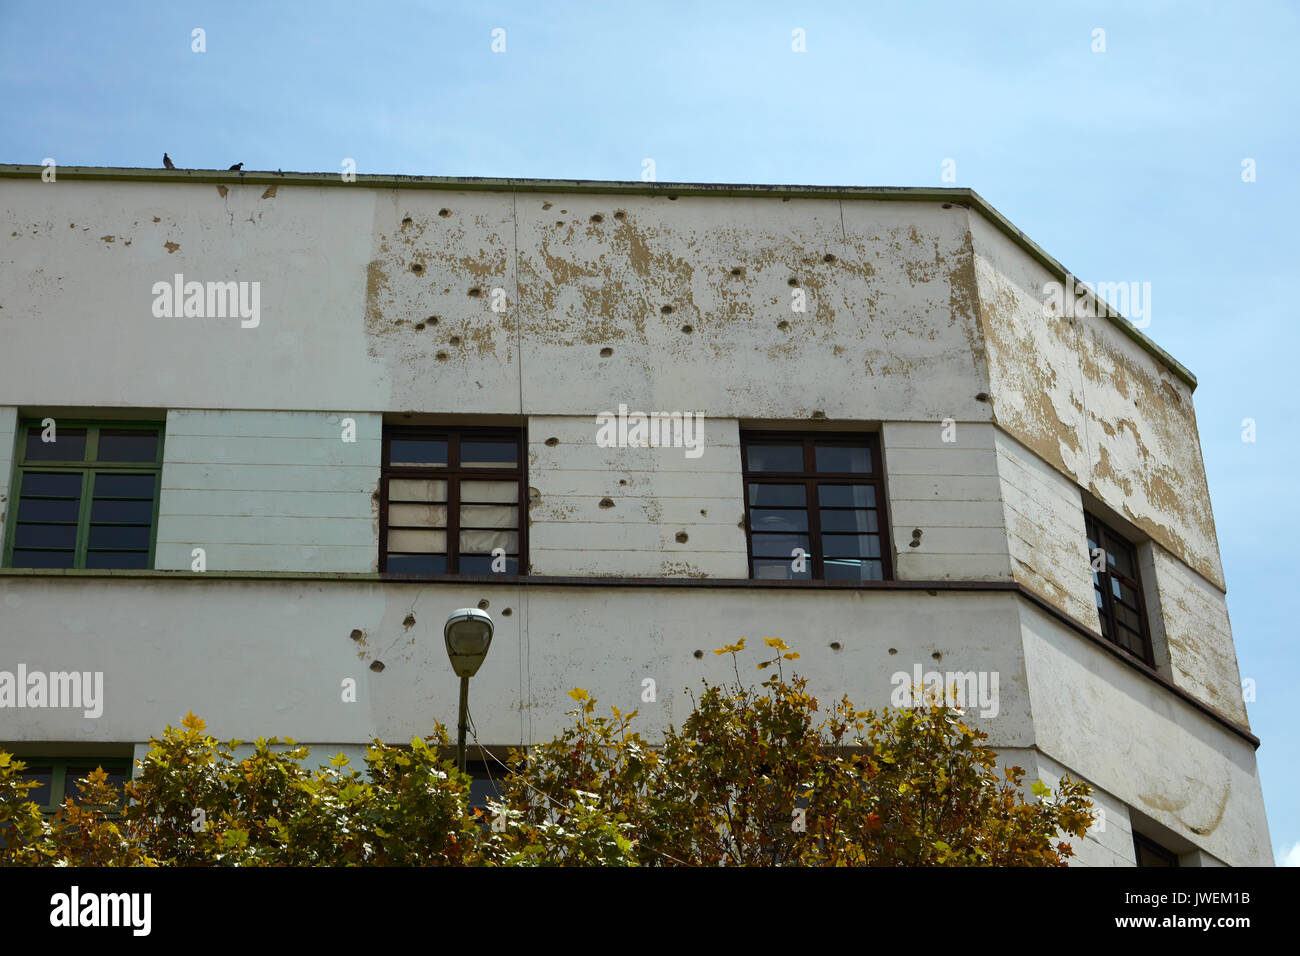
[0,164,1196,389]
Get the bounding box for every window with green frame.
[3,420,164,569]
[8,757,132,814]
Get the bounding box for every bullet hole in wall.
[613,210,626,220]
[402,216,413,225]
[556,221,564,227]
[436,351,449,362]
[823,254,836,263]
[545,437,559,446]
[600,347,614,357]
[468,287,482,297]
[699,509,708,516]
[777,320,791,331]
[811,410,827,420]
[542,202,553,211]
[693,649,704,659]
[661,305,673,314]
[681,324,693,334]
[438,208,451,218]
[788,277,799,287]
[830,641,842,651]
[975,392,990,402]
[413,322,425,330]
[502,607,513,616]
[350,629,365,642]
[888,647,898,655]
[428,316,439,326]
[478,599,489,610]
[410,263,424,274]
[675,531,689,543]
[932,651,943,662]
[910,529,923,548]
[370,660,385,672]
[590,213,603,223]
[599,497,615,509]
[449,335,461,346]
[667,195,678,201]
[402,613,416,629]
[618,479,627,485]
[730,267,743,276]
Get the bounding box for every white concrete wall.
[527,415,747,577]
[0,577,1034,751]
[1146,544,1247,725]
[968,212,1224,590]
[155,409,382,573]
[994,429,1097,627]
[882,422,1011,581]
[1018,601,1271,865]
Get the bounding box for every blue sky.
[1,0,1296,862]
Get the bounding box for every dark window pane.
[460,441,517,468]
[823,534,881,558]
[466,764,504,808]
[460,554,519,574]
[746,444,803,472]
[1116,604,1142,631]
[825,559,883,582]
[90,499,155,523]
[88,525,152,550]
[15,524,78,549]
[64,768,130,806]
[97,431,158,462]
[751,533,809,558]
[752,559,810,581]
[84,551,150,569]
[749,508,808,532]
[17,498,80,523]
[386,554,448,574]
[815,444,871,473]
[25,430,87,461]
[20,767,53,807]
[820,509,877,533]
[389,439,448,467]
[748,484,806,507]
[11,549,75,568]
[92,474,156,498]
[20,472,83,497]
[818,485,875,508]
[1106,540,1136,578]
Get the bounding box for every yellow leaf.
[714,638,746,655]
[568,688,589,702]
[762,637,790,651]
[181,711,206,732]
[783,652,800,660]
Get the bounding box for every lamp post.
[443,608,494,774]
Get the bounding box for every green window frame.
[7,756,133,815]
[3,420,165,570]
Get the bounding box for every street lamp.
[443,608,494,773]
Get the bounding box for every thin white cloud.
[1278,841,1300,866]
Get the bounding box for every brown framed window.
[740,432,891,581]
[1086,513,1152,664]
[380,427,525,575]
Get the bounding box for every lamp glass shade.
[444,608,494,677]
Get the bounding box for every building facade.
[0,165,1271,865]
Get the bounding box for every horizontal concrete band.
[0,165,1197,390]
[0,568,1256,748]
